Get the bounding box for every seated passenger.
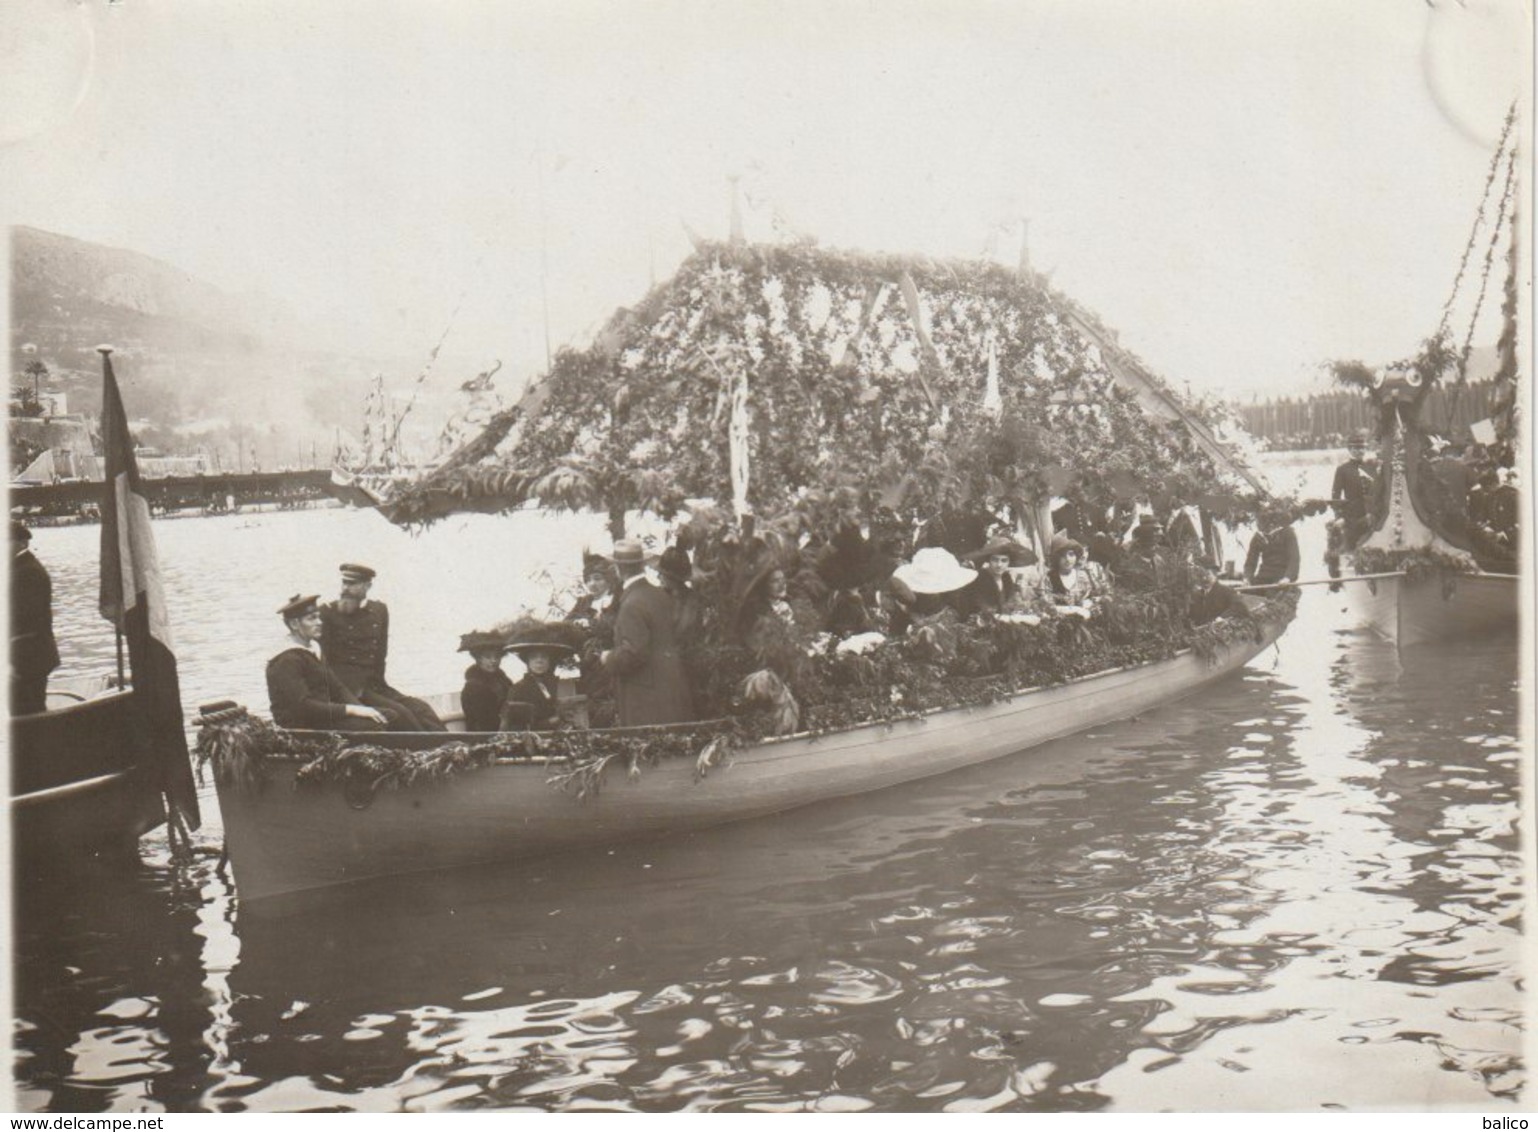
[1188,561,1253,626]
[962,536,1034,615]
[506,640,577,730]
[1116,517,1168,591]
[1045,534,1100,615]
[267,594,389,731]
[458,630,513,732]
[320,563,446,732]
[740,565,797,639]
[890,547,978,625]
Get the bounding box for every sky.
[1,0,1529,404]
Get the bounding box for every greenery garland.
[197,588,1295,810]
[1354,545,1479,584]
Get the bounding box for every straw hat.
[603,538,656,567]
[891,547,977,595]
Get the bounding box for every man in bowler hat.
[320,563,446,731]
[600,539,695,726]
[10,521,60,715]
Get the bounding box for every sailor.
[320,563,446,732]
[1244,508,1301,589]
[458,630,513,733]
[600,539,695,726]
[267,594,388,731]
[10,521,60,716]
[505,640,577,730]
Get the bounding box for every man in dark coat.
[600,539,695,726]
[1188,562,1254,627]
[320,563,446,731]
[1117,516,1170,592]
[10,521,60,715]
[267,594,388,731]
[1331,430,1376,549]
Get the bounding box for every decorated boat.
[1331,112,1522,648]
[203,225,1301,904]
[10,349,202,877]
[202,598,1292,905]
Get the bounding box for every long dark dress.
[460,663,514,732]
[506,671,561,730]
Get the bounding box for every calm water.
[10,498,1526,1112]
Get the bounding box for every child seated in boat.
[458,630,513,733]
[506,641,578,730]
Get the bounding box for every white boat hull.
[217,626,1286,904]
[1350,573,1519,648]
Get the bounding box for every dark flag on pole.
[97,347,201,829]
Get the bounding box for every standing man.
[267,594,388,731]
[600,539,694,726]
[10,521,60,716]
[320,563,446,731]
[1328,429,1377,576]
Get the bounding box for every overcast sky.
[2,0,1528,402]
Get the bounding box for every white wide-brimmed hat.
[892,547,977,595]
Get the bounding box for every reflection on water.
[11,509,1525,1111]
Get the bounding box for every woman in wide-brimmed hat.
[505,639,578,730]
[1045,533,1100,614]
[961,535,1035,615]
[458,630,512,732]
[888,546,978,631]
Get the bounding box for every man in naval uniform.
[266,594,388,731]
[319,563,446,731]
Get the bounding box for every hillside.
[8,226,432,466]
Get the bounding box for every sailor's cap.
[339,563,377,582]
[278,593,321,620]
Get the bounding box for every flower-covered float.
[201,238,1297,903]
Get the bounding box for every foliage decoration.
[198,580,1296,812]
[383,242,1260,530]
[1354,545,1478,584]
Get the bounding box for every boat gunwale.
[251,632,1281,767]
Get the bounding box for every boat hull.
[10,690,166,874]
[1350,572,1519,648]
[218,623,1287,904]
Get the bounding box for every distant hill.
[8,226,427,466]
